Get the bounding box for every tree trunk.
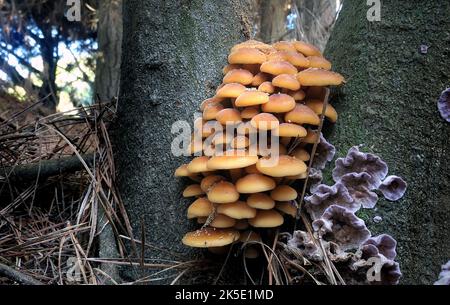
[38,26,59,111]
[112,0,252,283]
[325,0,450,284]
[94,0,123,102]
[295,0,337,51]
[258,0,289,43]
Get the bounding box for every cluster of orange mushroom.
[175,40,344,257]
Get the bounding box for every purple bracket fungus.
[378,260,402,285]
[332,146,388,189]
[312,205,371,251]
[434,260,450,285]
[437,88,450,122]
[363,234,397,260]
[304,182,357,220]
[308,168,323,193]
[312,133,336,170]
[340,172,379,209]
[379,175,407,201]
[287,230,323,261]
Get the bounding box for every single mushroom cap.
[249,209,284,227]
[260,60,298,75]
[175,164,191,177]
[273,41,296,52]
[187,197,213,219]
[241,106,261,119]
[228,47,267,64]
[288,89,306,101]
[223,69,254,85]
[271,185,298,201]
[215,108,242,125]
[292,41,322,57]
[216,83,247,98]
[261,93,296,113]
[272,74,301,91]
[236,173,276,193]
[301,128,319,144]
[200,175,225,192]
[258,81,275,94]
[251,72,270,86]
[207,180,240,203]
[182,227,240,248]
[235,90,270,107]
[222,64,241,75]
[188,156,213,173]
[291,147,310,161]
[207,155,259,170]
[307,56,332,70]
[256,155,307,177]
[200,96,224,111]
[275,201,297,217]
[183,184,205,197]
[305,99,338,123]
[297,68,345,86]
[273,123,307,137]
[231,40,274,53]
[285,103,321,125]
[209,214,237,228]
[250,113,280,130]
[203,103,225,121]
[217,201,257,219]
[247,193,275,210]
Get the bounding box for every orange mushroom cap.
[261,93,296,113]
[297,68,345,86]
[256,155,307,177]
[228,48,267,64]
[260,60,298,75]
[182,228,240,248]
[235,90,270,107]
[250,113,279,130]
[223,69,254,85]
[285,103,321,125]
[272,74,301,91]
[236,174,276,193]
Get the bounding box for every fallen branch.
[0,262,44,285]
[0,154,94,182]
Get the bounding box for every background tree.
[0,0,97,110]
[325,0,450,284]
[94,0,122,101]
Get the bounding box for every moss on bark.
[325,0,450,284]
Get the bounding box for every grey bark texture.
[94,0,123,101]
[113,0,252,283]
[325,0,450,284]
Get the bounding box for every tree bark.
[113,0,252,283]
[94,0,123,102]
[325,0,450,284]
